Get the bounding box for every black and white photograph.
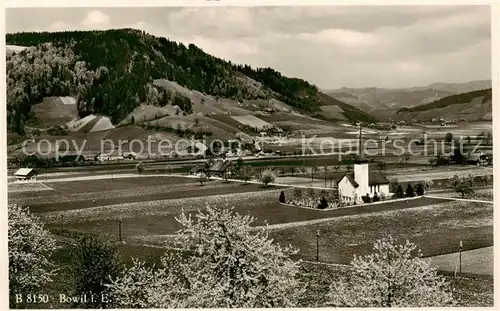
[4,1,496,308]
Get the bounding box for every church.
[337,125,390,204]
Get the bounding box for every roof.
[368,171,390,185]
[14,168,38,177]
[209,160,233,172]
[338,171,389,187]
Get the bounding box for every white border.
[1,1,498,310]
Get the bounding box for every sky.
[5,5,492,89]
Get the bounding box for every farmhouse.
[208,159,233,177]
[14,168,39,181]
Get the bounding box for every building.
[208,159,233,178]
[14,168,39,181]
[337,163,390,204]
[337,123,390,204]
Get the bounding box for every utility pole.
[118,219,122,242]
[459,240,463,275]
[60,215,63,232]
[316,230,320,262]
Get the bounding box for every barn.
[14,168,40,181]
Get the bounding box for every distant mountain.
[6,29,376,134]
[325,80,491,119]
[395,88,492,122]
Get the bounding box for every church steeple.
[358,122,364,160]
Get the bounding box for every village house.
[208,159,233,178]
[14,168,39,181]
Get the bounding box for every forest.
[6,29,325,134]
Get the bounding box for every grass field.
[429,246,493,276]
[8,171,493,307]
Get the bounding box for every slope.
[6,29,376,135]
[395,89,492,122]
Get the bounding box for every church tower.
[354,122,369,195]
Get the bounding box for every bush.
[372,193,380,202]
[318,197,328,209]
[394,184,405,198]
[361,194,372,203]
[405,183,415,197]
[415,183,425,196]
[260,170,276,186]
[279,191,286,203]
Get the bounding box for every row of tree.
[9,203,455,308]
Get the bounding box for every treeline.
[397,88,492,114]
[6,29,330,133]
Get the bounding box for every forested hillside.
[397,89,492,113]
[8,29,367,134]
[6,29,377,134]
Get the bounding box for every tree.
[239,166,253,184]
[260,170,276,187]
[444,132,453,143]
[9,205,57,306]
[293,187,303,201]
[423,179,433,194]
[279,191,286,203]
[311,164,319,181]
[107,205,304,308]
[326,236,454,307]
[307,187,316,200]
[136,162,144,174]
[394,184,405,198]
[482,175,492,186]
[71,233,121,308]
[455,180,474,198]
[361,194,372,203]
[198,173,208,187]
[388,179,399,193]
[318,197,328,209]
[378,161,387,170]
[235,157,244,172]
[405,183,415,197]
[415,183,425,196]
[289,166,297,176]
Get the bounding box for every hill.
[325,80,491,119]
[6,29,375,135]
[395,88,492,122]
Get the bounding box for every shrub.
[415,183,425,196]
[318,197,328,209]
[405,183,415,197]
[394,184,405,198]
[260,170,276,186]
[372,193,380,202]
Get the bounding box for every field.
[8,170,494,307]
[231,115,273,129]
[29,96,79,128]
[10,175,491,261]
[428,247,493,276]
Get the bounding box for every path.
[424,195,493,204]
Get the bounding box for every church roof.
[338,171,389,187]
[368,171,390,185]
